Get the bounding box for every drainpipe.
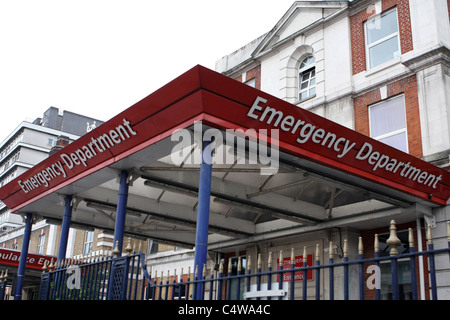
[113,170,130,256]
[193,141,213,300]
[57,195,73,261]
[14,213,33,300]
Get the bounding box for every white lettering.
[247,96,266,119]
[18,118,137,193]
[356,142,372,160]
[366,265,381,290]
[66,265,81,290]
[338,140,356,159]
[61,153,73,170]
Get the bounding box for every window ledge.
[295,94,317,106]
[364,57,402,77]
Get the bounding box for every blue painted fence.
[38,250,151,300]
[0,270,8,300]
[39,221,450,300]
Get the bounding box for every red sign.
[0,65,449,210]
[0,248,55,270]
[277,254,313,282]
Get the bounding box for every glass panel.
[369,36,399,68]
[300,56,315,69]
[370,96,407,152]
[380,260,413,300]
[245,78,255,88]
[301,71,311,82]
[228,257,246,300]
[366,9,398,44]
[379,132,408,153]
[299,66,316,101]
[300,91,308,100]
[378,230,413,300]
[370,96,406,137]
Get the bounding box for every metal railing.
[39,220,450,300]
[39,241,152,300]
[0,269,8,300]
[149,221,450,300]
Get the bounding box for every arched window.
[298,56,316,101]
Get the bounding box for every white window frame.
[83,230,94,255]
[369,95,408,153]
[364,7,400,69]
[298,56,316,101]
[38,234,45,254]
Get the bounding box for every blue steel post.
[267,253,272,301]
[235,260,241,300]
[289,258,295,300]
[209,273,215,300]
[391,258,399,300]
[374,250,381,300]
[246,260,251,295]
[217,263,223,300]
[14,213,33,300]
[113,171,129,256]
[57,195,73,260]
[256,255,262,300]
[278,257,284,301]
[193,140,213,300]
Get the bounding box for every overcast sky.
[0,0,296,142]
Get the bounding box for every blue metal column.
[14,213,33,300]
[57,195,73,261]
[193,141,213,300]
[113,170,129,256]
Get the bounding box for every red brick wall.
[351,0,414,75]
[354,75,423,158]
[448,0,450,23]
[234,65,261,90]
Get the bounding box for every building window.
[245,78,256,88]
[378,229,413,300]
[83,231,94,255]
[38,234,45,254]
[369,95,407,152]
[298,56,316,101]
[225,255,247,300]
[365,8,400,69]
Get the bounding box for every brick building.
[0,0,448,300]
[215,0,449,299]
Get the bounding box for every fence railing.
[39,220,450,300]
[148,220,450,300]
[0,269,8,300]
[39,240,153,300]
